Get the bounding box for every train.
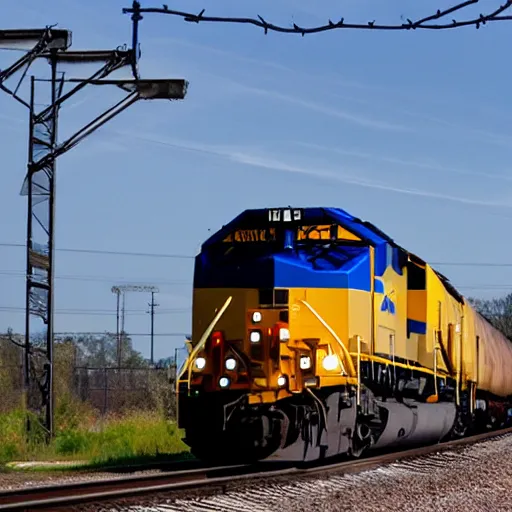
[176,206,512,463]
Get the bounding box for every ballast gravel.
[106,433,512,512]
[0,467,164,491]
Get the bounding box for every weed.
[0,408,190,468]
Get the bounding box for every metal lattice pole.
[1,19,188,440]
[23,55,64,438]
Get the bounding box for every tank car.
[176,207,512,463]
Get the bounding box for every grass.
[0,402,191,471]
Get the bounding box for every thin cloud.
[294,141,512,182]
[227,152,510,208]
[226,82,408,132]
[146,36,297,75]
[399,109,512,149]
[113,130,510,209]
[145,36,373,92]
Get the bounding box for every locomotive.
[177,206,512,462]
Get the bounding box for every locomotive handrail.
[298,299,356,377]
[178,295,233,394]
[349,352,449,379]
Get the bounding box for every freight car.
[177,207,512,463]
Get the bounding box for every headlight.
[322,354,338,371]
[219,376,230,388]
[252,311,262,323]
[277,375,287,387]
[194,357,206,370]
[250,330,261,343]
[279,328,290,341]
[225,357,237,371]
[300,355,311,370]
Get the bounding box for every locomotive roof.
[201,206,462,301]
[204,206,411,255]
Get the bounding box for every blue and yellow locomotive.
[177,207,512,462]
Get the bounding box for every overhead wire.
[0,241,511,268]
[0,242,194,260]
[0,269,190,285]
[52,331,188,337]
[0,267,509,291]
[0,305,188,316]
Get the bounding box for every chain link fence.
[74,366,177,417]
[0,336,178,418]
[0,337,24,413]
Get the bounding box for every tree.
[467,293,512,340]
[57,332,148,368]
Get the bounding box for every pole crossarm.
[0,28,71,82]
[21,77,188,174]
[34,50,134,124]
[19,49,140,199]
[0,28,72,109]
[112,285,160,293]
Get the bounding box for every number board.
[268,208,302,223]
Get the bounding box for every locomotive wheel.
[185,418,284,464]
[350,422,373,458]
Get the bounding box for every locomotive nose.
[184,298,322,394]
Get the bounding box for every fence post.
[104,367,108,415]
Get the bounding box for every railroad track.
[2,426,512,511]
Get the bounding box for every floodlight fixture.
[46,48,134,64]
[67,78,189,100]
[122,79,188,100]
[0,27,72,89]
[0,28,72,50]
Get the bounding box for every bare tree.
[468,293,512,340]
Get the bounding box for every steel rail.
[2,426,512,510]
[0,462,254,509]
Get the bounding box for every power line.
[123,0,512,36]
[2,242,512,269]
[0,305,189,316]
[0,269,191,285]
[457,285,512,290]
[1,331,188,338]
[0,268,509,290]
[0,242,194,260]
[431,262,512,267]
[53,331,188,337]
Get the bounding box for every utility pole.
[112,284,159,367]
[0,18,187,439]
[114,290,121,367]
[148,291,159,365]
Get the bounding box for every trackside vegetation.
[0,333,191,469]
[0,403,191,468]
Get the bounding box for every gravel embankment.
[0,467,164,491]
[108,434,512,512]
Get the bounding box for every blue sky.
[1,0,511,361]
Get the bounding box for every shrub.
[0,408,190,466]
